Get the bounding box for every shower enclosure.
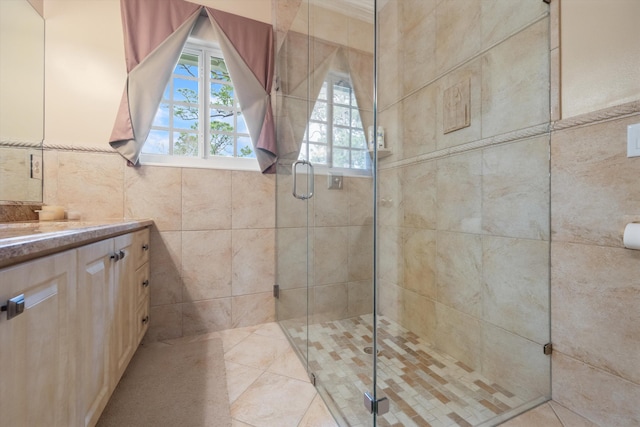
[275,1,552,425]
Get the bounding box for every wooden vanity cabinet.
[0,226,150,427]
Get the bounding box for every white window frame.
[141,41,259,172]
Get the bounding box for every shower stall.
[274,1,552,425]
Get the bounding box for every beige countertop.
[0,219,153,269]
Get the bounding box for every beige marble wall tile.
[402,160,437,229]
[403,228,436,299]
[550,48,561,122]
[314,172,349,227]
[182,168,231,231]
[232,171,275,229]
[378,102,403,162]
[232,292,275,329]
[347,176,373,226]
[402,84,437,159]
[553,352,640,427]
[552,242,640,384]
[481,18,549,137]
[401,0,437,35]
[313,226,348,286]
[149,230,182,306]
[348,225,373,282]
[182,230,232,301]
[378,281,402,324]
[482,136,550,240]
[483,236,549,344]
[436,231,482,317]
[232,228,276,296]
[347,18,373,53]
[347,280,373,317]
[436,151,482,233]
[311,5,348,46]
[402,9,436,97]
[312,283,348,323]
[379,225,403,286]
[551,115,640,246]
[378,49,402,111]
[482,323,551,401]
[275,168,310,228]
[42,149,58,204]
[436,59,482,150]
[435,0,481,75]
[401,289,436,343]
[481,0,548,49]
[276,226,308,290]
[435,302,482,370]
[182,298,232,336]
[145,304,182,343]
[277,288,309,322]
[125,165,181,231]
[0,147,43,202]
[379,167,403,227]
[55,151,124,221]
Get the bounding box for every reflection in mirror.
[0,0,44,203]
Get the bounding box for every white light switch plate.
[628,123,640,158]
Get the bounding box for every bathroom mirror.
[0,0,45,202]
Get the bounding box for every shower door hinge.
[543,343,553,355]
[364,392,389,416]
[542,0,551,4]
[273,284,280,299]
[310,372,316,386]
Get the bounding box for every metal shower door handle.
[292,160,314,200]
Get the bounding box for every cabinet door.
[0,250,76,427]
[111,233,136,385]
[76,238,114,427]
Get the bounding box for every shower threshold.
[282,314,540,427]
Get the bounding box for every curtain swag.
[109,0,277,173]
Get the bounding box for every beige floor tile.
[298,395,339,427]
[549,401,599,427]
[224,333,291,370]
[231,372,317,427]
[252,322,286,340]
[225,361,264,404]
[501,403,562,427]
[231,419,254,427]
[267,347,309,382]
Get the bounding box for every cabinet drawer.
[135,263,150,303]
[135,298,150,344]
[131,228,150,268]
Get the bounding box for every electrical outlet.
[328,172,343,190]
[628,123,640,158]
[30,153,42,180]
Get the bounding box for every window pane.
[175,53,199,77]
[153,103,170,127]
[351,108,363,128]
[210,56,230,82]
[173,111,198,131]
[173,131,198,156]
[311,101,328,122]
[308,123,327,143]
[174,78,199,103]
[299,143,309,161]
[210,132,234,157]
[334,106,351,126]
[351,150,367,169]
[351,129,366,149]
[308,143,327,164]
[333,148,350,168]
[211,111,234,131]
[211,83,234,106]
[351,90,357,106]
[143,129,170,154]
[333,127,350,147]
[333,84,350,105]
[237,136,255,158]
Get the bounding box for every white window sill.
[139,153,261,172]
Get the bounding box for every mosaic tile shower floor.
[282,315,532,427]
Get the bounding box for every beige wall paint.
[561,0,640,118]
[43,0,271,148]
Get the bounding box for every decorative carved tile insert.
[444,78,471,134]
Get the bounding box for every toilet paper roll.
[623,223,640,250]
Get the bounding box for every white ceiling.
[309,0,385,22]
